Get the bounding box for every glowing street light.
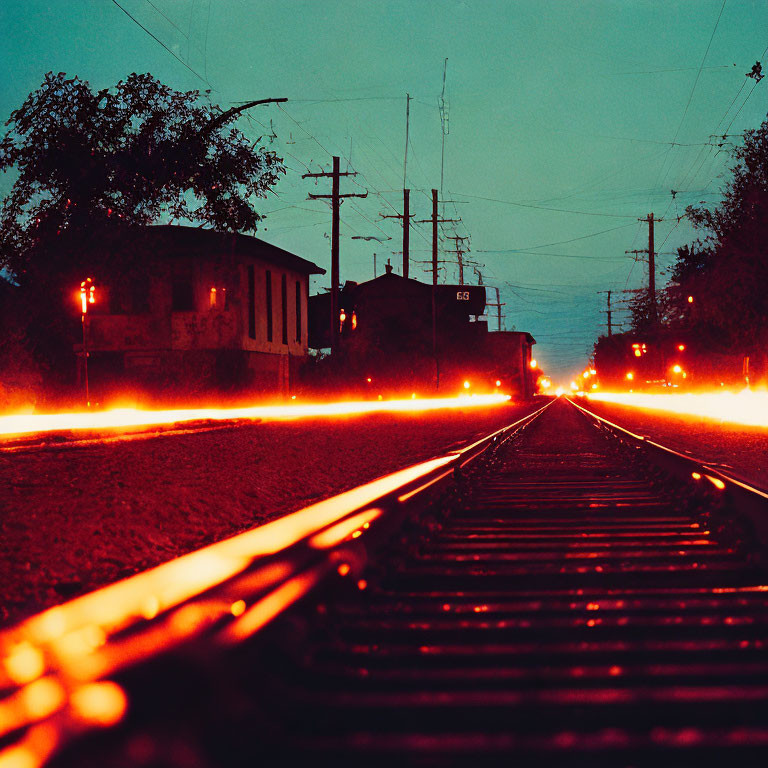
[687,295,694,304]
[530,359,537,369]
[79,278,96,408]
[626,372,634,381]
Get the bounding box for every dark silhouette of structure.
[308,266,536,397]
[72,225,324,400]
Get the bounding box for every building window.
[171,279,194,311]
[266,270,273,342]
[247,266,256,339]
[281,274,288,345]
[295,280,302,342]
[209,286,227,310]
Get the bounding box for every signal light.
[678,344,685,351]
[80,278,95,314]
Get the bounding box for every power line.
[451,192,637,219]
[478,222,636,253]
[723,77,764,135]
[110,0,210,85]
[654,0,727,194]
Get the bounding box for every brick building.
[76,225,324,399]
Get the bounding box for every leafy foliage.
[671,114,768,350]
[0,72,285,284]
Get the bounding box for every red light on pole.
[79,278,95,408]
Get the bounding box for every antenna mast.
[438,59,449,216]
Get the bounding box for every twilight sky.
[1,0,766,380]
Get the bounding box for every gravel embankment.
[581,398,768,490]
[0,402,537,625]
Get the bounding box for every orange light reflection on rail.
[587,389,768,428]
[1,454,455,684]
[0,394,511,438]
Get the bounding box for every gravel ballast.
[581,397,768,490]
[0,402,537,625]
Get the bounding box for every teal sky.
[2,0,767,379]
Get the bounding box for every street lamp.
[80,278,95,408]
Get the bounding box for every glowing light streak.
[588,389,768,428]
[218,564,328,645]
[0,402,544,764]
[0,394,511,438]
[0,453,456,686]
[309,509,383,549]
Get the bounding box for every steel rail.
[568,395,768,553]
[0,399,553,766]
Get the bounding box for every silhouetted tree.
[0,72,285,393]
[673,114,768,353]
[0,72,284,284]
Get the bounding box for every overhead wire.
[654,0,727,194]
[478,222,636,253]
[110,0,211,85]
[451,192,638,219]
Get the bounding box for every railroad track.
[3,396,768,766]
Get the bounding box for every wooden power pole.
[599,290,613,336]
[416,189,458,389]
[626,213,662,325]
[446,234,470,285]
[380,189,413,278]
[303,157,367,356]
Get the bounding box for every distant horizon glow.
[1,1,766,378]
[0,394,512,438]
[587,389,768,428]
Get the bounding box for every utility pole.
[598,290,613,336]
[446,234,470,285]
[645,212,657,323]
[380,189,413,278]
[403,93,411,188]
[303,157,367,356]
[415,189,459,389]
[485,287,505,332]
[626,212,662,325]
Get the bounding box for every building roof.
[341,271,488,315]
[125,225,326,275]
